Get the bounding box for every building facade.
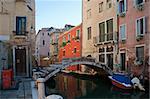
[82,0,118,70]
[58,24,82,71]
[49,28,65,64]
[35,28,52,66]
[117,0,150,76]
[0,0,35,78]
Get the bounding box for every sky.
[36,0,82,32]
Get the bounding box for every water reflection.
[45,73,149,99]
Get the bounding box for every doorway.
[120,53,126,71]
[107,54,113,70]
[15,48,26,76]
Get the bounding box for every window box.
[121,39,126,43]
[136,3,144,11]
[119,12,126,17]
[134,59,143,66]
[136,35,144,41]
[75,36,80,40]
[134,0,145,11]
[62,42,67,47]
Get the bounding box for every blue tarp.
[112,74,131,84]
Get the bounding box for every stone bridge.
[33,57,113,82]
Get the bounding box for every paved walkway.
[0,78,34,99]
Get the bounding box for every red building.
[58,24,82,71]
[117,0,150,77]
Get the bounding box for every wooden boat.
[108,73,132,90]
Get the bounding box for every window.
[106,19,113,41]
[48,52,50,56]
[99,54,105,63]
[74,48,77,53]
[87,27,91,40]
[120,24,126,40]
[42,33,44,36]
[99,2,103,13]
[106,0,112,9]
[99,22,105,42]
[43,40,45,46]
[136,46,144,64]
[48,33,49,36]
[63,37,66,42]
[16,17,26,35]
[106,46,113,52]
[136,17,145,36]
[135,0,144,5]
[63,51,65,56]
[87,0,90,2]
[87,9,91,19]
[99,48,105,53]
[118,0,127,13]
[134,0,145,10]
[76,30,80,38]
[68,34,70,41]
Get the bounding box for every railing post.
[37,78,45,99]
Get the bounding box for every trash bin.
[2,69,13,89]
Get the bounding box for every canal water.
[45,73,149,99]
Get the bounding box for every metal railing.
[15,0,26,2]
[93,32,117,44]
[107,33,113,41]
[12,30,28,36]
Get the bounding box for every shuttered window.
[120,24,126,40]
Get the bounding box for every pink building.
[35,28,51,66]
[117,0,150,77]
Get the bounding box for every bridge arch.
[43,57,113,82]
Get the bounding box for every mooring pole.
[37,78,45,99]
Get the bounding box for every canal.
[45,73,149,99]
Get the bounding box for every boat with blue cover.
[108,73,132,90]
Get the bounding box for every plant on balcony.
[134,59,143,66]
[62,42,67,47]
[119,12,126,17]
[75,36,80,40]
[121,39,126,43]
[114,64,121,72]
[136,35,144,41]
[136,3,144,11]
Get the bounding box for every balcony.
[135,0,145,11]
[93,32,117,45]
[12,31,28,39]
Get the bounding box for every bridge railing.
[62,57,96,63]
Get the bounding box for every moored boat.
[108,73,132,90]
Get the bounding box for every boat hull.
[109,76,132,90]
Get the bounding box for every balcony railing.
[15,0,26,2]
[93,32,117,45]
[12,31,28,36]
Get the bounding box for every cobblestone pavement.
[0,78,33,99]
